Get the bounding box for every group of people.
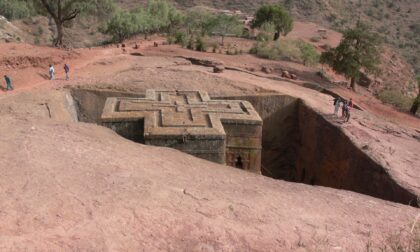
[3,63,70,92]
[333,97,353,122]
[49,63,70,81]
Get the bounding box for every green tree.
[251,4,293,41]
[104,0,181,42]
[175,7,214,49]
[184,7,214,38]
[209,14,243,46]
[146,0,182,33]
[103,10,138,42]
[320,22,381,92]
[32,0,116,46]
[409,76,420,115]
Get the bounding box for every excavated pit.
[70,88,418,206]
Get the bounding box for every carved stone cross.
[101,90,262,173]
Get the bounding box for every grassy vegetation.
[0,0,34,20]
[377,90,414,112]
[250,39,319,66]
[165,8,243,52]
[102,0,182,42]
[374,218,420,251]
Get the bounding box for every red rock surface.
[0,38,419,250]
[0,114,418,251]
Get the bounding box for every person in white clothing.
[49,64,55,80]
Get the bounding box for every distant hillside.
[117,0,420,74]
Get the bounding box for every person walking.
[4,75,13,91]
[348,98,354,109]
[343,102,351,122]
[333,97,341,116]
[49,64,55,80]
[345,98,353,122]
[64,63,70,80]
[341,100,347,118]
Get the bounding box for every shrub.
[297,41,320,66]
[256,22,276,42]
[102,10,139,42]
[195,37,206,52]
[310,36,321,43]
[208,14,243,45]
[37,26,43,36]
[250,39,320,66]
[251,40,301,61]
[174,31,187,45]
[167,31,187,45]
[0,18,6,29]
[166,36,175,44]
[0,0,33,20]
[34,36,40,45]
[103,0,181,42]
[187,37,194,50]
[212,43,219,53]
[377,90,414,111]
[242,28,250,38]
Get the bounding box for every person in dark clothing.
[348,98,354,108]
[4,75,13,91]
[343,102,351,122]
[64,64,70,80]
[341,100,347,118]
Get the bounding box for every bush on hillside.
[168,8,245,52]
[250,39,320,66]
[0,0,33,20]
[102,10,139,42]
[208,14,243,45]
[167,31,188,46]
[256,22,276,42]
[297,41,320,66]
[310,36,321,42]
[195,37,206,52]
[103,0,181,42]
[377,90,414,111]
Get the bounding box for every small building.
[101,90,263,173]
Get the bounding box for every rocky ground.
[0,33,419,250]
[0,113,418,251]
